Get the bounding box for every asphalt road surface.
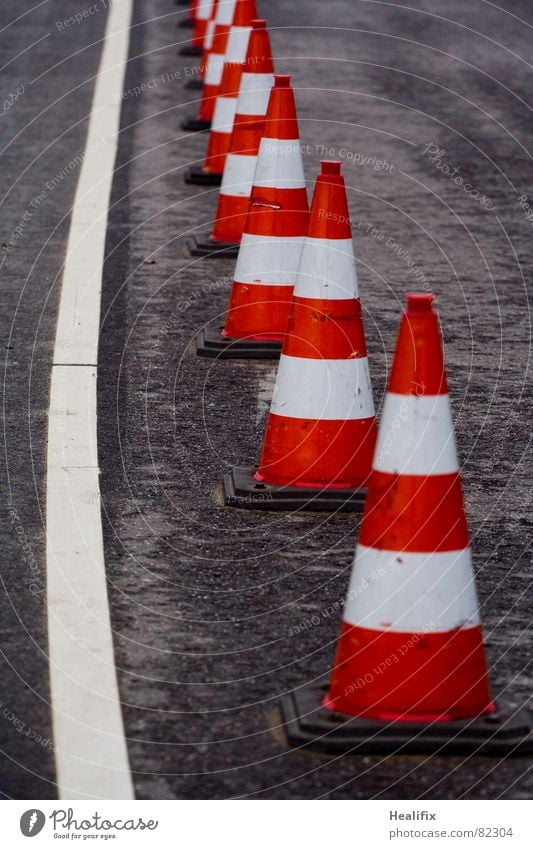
[1,0,532,800]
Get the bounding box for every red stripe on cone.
[326,622,491,721]
[211,190,253,242]
[243,185,308,236]
[256,416,377,489]
[223,111,265,161]
[283,297,368,360]
[360,471,470,552]
[222,286,294,341]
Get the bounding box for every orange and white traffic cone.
[189,18,275,257]
[223,161,376,509]
[185,61,242,186]
[179,0,215,55]
[280,292,533,755]
[196,74,308,356]
[182,0,256,132]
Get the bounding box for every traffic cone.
[178,0,215,55]
[196,74,308,357]
[222,161,376,509]
[182,0,256,132]
[280,292,533,755]
[185,61,242,186]
[188,19,275,258]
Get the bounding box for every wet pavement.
[99,0,533,798]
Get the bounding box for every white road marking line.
[46,0,134,800]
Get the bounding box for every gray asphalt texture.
[0,1,107,798]
[2,0,533,799]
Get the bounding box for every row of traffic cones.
[177,1,213,56]
[174,2,532,756]
[187,15,274,252]
[221,158,376,510]
[196,72,308,355]
[182,0,258,132]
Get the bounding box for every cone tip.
[321,160,342,176]
[274,74,292,88]
[406,292,436,314]
[252,18,267,29]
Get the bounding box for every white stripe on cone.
[216,0,236,25]
[271,355,375,420]
[374,393,459,476]
[220,152,258,195]
[296,237,359,300]
[237,72,275,115]
[224,25,252,61]
[211,95,238,133]
[204,53,227,86]
[197,0,215,22]
[234,233,305,285]
[343,545,480,632]
[253,137,306,188]
[204,19,216,50]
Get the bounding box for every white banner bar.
[4,800,532,847]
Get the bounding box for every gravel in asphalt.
[99,0,532,799]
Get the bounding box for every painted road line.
[46,0,134,800]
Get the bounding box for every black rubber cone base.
[187,234,239,258]
[184,167,223,186]
[223,467,366,512]
[178,44,202,55]
[181,117,211,132]
[184,78,204,90]
[196,327,282,359]
[280,681,533,756]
